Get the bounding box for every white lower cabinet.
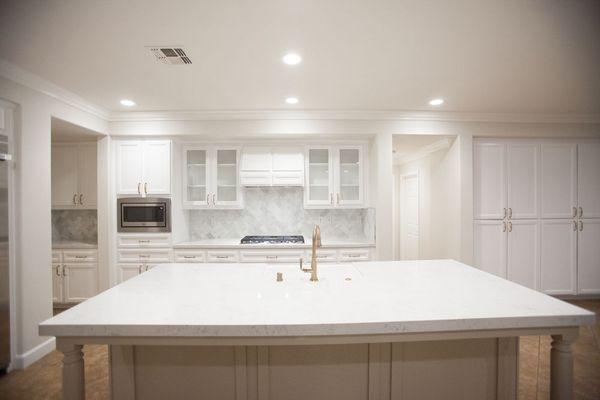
[507,220,539,290]
[52,249,98,303]
[577,219,600,294]
[540,220,577,295]
[474,221,507,279]
[117,234,172,283]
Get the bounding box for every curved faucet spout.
[310,225,322,282]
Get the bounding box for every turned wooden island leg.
[57,341,85,400]
[550,330,578,400]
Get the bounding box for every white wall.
[0,76,107,368]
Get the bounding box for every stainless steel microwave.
[117,197,171,232]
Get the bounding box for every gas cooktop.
[240,235,305,244]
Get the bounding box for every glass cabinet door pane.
[186,149,207,202]
[216,149,237,201]
[309,149,330,201]
[339,148,360,201]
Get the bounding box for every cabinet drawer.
[52,251,62,263]
[338,248,371,262]
[206,250,239,263]
[117,249,172,263]
[240,250,304,263]
[174,250,206,263]
[63,250,98,263]
[117,233,172,248]
[303,249,337,263]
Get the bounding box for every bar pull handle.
[144,182,148,195]
[183,255,196,259]
[62,265,67,276]
[508,222,513,232]
[74,255,87,259]
[503,208,507,219]
[212,194,216,206]
[216,255,229,259]
[206,194,210,205]
[330,193,333,204]
[79,194,84,205]
[508,208,513,219]
[73,194,78,205]
[137,183,141,195]
[503,222,507,232]
[336,193,340,205]
[573,207,578,218]
[138,240,150,244]
[573,221,578,231]
[56,266,61,276]
[579,221,583,231]
[579,207,583,218]
[138,265,142,273]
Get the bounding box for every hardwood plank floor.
[0,300,598,399]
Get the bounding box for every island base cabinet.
[109,338,518,400]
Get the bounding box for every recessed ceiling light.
[285,97,299,104]
[120,99,136,107]
[282,53,302,65]
[429,98,444,106]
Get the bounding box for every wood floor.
[0,300,598,400]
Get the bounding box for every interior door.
[305,147,333,207]
[474,220,507,278]
[213,148,241,208]
[116,141,143,195]
[540,219,577,295]
[183,146,210,208]
[578,142,600,218]
[507,220,539,289]
[400,173,420,260]
[540,143,577,219]
[142,141,171,195]
[577,219,600,294]
[77,143,97,208]
[335,147,364,207]
[51,144,79,207]
[474,142,506,219]
[507,143,539,219]
[63,263,97,302]
[52,264,63,302]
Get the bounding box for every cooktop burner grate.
[240,235,305,244]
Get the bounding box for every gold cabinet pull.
[266,255,278,260]
[56,266,60,276]
[183,255,196,259]
[212,194,216,205]
[579,207,583,218]
[508,222,513,232]
[72,194,77,205]
[62,265,67,276]
[330,193,333,204]
[573,207,578,218]
[138,240,150,244]
[79,194,84,205]
[206,193,210,205]
[502,222,507,232]
[145,265,150,271]
[503,208,507,219]
[137,183,141,194]
[573,221,578,231]
[138,265,142,273]
[508,208,513,219]
[144,182,148,194]
[74,255,87,259]
[336,193,340,205]
[579,221,583,231]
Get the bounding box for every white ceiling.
[1,0,599,115]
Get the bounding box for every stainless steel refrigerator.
[0,133,10,372]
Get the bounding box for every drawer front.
[240,171,272,186]
[272,171,303,186]
[303,249,337,263]
[338,248,371,262]
[117,233,172,248]
[52,251,62,263]
[174,250,206,263]
[206,250,239,263]
[240,250,304,263]
[117,249,172,263]
[63,250,98,263]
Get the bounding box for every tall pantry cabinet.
[474,139,600,295]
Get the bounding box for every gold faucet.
[310,225,322,282]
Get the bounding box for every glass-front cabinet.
[182,145,242,209]
[304,145,365,208]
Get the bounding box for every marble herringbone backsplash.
[189,187,375,241]
[52,210,98,243]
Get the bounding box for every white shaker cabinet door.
[578,142,600,218]
[474,220,507,279]
[142,140,171,195]
[77,143,97,208]
[116,141,143,195]
[540,143,577,219]
[63,263,98,303]
[51,144,79,207]
[507,143,539,219]
[507,220,539,290]
[474,142,506,219]
[540,220,577,295]
[577,219,600,295]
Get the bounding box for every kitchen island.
[39,260,595,400]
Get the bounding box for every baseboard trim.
[11,337,56,370]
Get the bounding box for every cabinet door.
[474,142,506,219]
[182,147,211,208]
[578,142,600,218]
[305,147,334,207]
[272,147,304,186]
[540,143,577,219]
[507,143,539,219]
[577,219,600,294]
[540,220,577,295]
[474,220,506,278]
[507,220,539,290]
[142,140,171,195]
[51,144,79,207]
[63,263,98,302]
[52,263,63,302]
[213,148,242,208]
[240,146,272,186]
[335,146,364,207]
[118,264,142,283]
[77,143,97,208]
[116,141,143,195]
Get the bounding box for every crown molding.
[394,138,452,166]
[108,109,600,124]
[0,58,110,120]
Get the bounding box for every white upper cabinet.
[540,143,577,219]
[182,145,242,209]
[507,143,539,219]
[474,142,506,219]
[240,146,304,186]
[578,142,600,218]
[304,145,366,209]
[51,143,97,209]
[116,140,171,196]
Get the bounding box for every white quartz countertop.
[39,260,594,338]
[173,238,375,249]
[52,241,98,249]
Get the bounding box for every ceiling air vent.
[148,47,192,65]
